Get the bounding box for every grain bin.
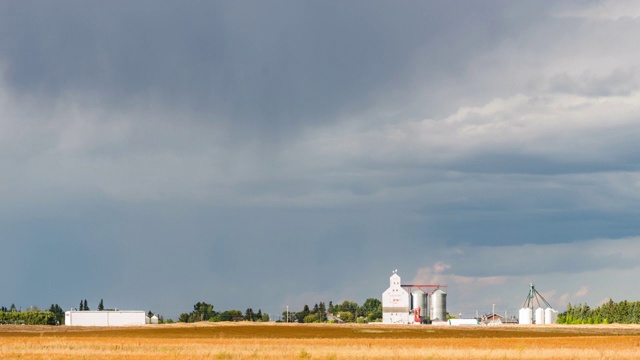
[430,289,447,321]
[544,308,557,324]
[535,307,545,324]
[518,308,532,325]
[412,290,427,323]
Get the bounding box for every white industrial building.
[382,271,411,324]
[65,310,147,326]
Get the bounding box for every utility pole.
[286,305,289,323]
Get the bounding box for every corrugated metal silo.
[412,290,427,323]
[430,289,447,321]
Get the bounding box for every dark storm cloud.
[0,1,549,136]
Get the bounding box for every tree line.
[559,299,640,324]
[0,304,65,325]
[279,299,382,323]
[9,297,640,326]
[177,301,269,323]
[175,298,382,324]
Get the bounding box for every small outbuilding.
[449,318,479,326]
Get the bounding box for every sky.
[1,0,640,320]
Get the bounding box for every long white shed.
[65,310,146,326]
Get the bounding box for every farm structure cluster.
[381,271,558,325]
[381,270,447,324]
[517,283,559,325]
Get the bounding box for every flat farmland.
[2,323,640,359]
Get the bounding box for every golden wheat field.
[2,322,640,360]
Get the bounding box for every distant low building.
[482,313,502,323]
[479,313,518,326]
[326,313,344,323]
[65,310,147,326]
[448,318,479,326]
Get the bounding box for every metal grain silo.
[518,308,532,325]
[544,308,557,324]
[430,289,447,321]
[412,290,428,323]
[535,307,545,324]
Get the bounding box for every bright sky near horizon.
[1,0,640,319]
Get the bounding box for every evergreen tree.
[49,304,65,324]
[83,299,89,311]
[245,308,254,321]
[10,304,16,312]
[319,302,326,322]
[79,300,84,311]
[256,309,262,321]
[98,299,104,311]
